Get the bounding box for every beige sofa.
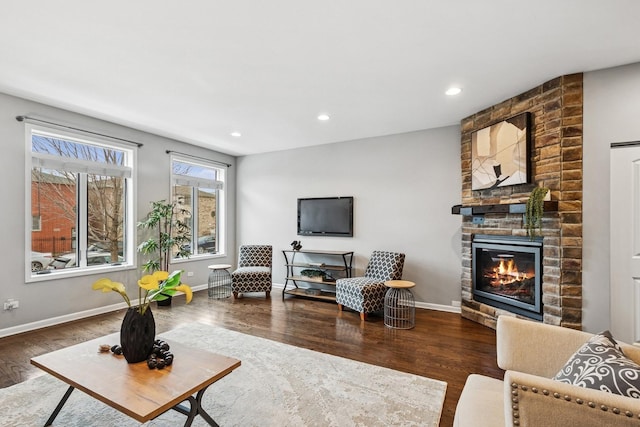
[454,315,640,427]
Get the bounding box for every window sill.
[26,263,136,284]
[171,253,227,264]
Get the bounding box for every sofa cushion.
[453,374,504,427]
[553,330,640,398]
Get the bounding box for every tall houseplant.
[525,186,549,239]
[137,200,191,305]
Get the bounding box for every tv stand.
[282,250,354,302]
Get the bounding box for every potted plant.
[300,269,326,282]
[525,185,549,238]
[92,270,192,362]
[137,200,191,305]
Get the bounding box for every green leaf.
[163,270,183,287]
[137,199,192,273]
[150,288,176,300]
[141,260,160,273]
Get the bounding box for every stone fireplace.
[457,74,583,330]
[472,234,543,321]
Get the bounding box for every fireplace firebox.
[472,234,543,320]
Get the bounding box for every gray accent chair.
[231,245,273,298]
[335,250,405,321]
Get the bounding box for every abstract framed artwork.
[471,112,531,190]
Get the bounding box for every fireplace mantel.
[451,201,558,216]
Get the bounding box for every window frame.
[32,215,42,232]
[170,154,226,261]
[25,123,137,282]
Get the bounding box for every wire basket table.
[383,280,416,329]
[208,264,232,299]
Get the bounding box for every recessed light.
[446,87,462,96]
[231,132,242,137]
[317,114,330,121]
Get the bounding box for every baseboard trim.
[0,302,128,339]
[415,301,461,314]
[0,283,209,339]
[0,283,461,338]
[273,282,462,314]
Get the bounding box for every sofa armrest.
[504,370,640,427]
[496,316,593,377]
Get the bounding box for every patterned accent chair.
[336,250,405,321]
[231,245,273,298]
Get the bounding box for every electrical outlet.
[4,299,19,310]
[187,271,194,277]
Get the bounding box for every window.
[171,155,225,258]
[26,124,135,279]
[32,215,41,231]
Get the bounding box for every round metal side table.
[208,264,232,299]
[383,280,416,329]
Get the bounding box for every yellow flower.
[91,278,125,294]
[92,270,190,315]
[152,271,169,281]
[91,278,130,305]
[110,281,126,294]
[175,284,193,304]
[92,278,113,292]
[138,274,160,291]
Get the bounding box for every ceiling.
[1,1,638,156]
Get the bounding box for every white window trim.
[25,123,138,282]
[170,154,227,259]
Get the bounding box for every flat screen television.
[297,197,353,237]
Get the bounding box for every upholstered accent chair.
[231,245,273,298]
[454,316,640,427]
[335,250,405,321]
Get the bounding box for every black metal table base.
[44,384,218,426]
[44,385,74,426]
[170,385,218,427]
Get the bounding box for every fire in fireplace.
[472,234,543,320]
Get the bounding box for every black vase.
[120,307,155,363]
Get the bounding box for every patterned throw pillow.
[553,331,640,398]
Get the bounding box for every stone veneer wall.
[460,74,583,330]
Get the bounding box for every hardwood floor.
[0,289,502,426]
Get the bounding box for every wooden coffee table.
[30,331,241,426]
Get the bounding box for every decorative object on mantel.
[471,112,531,190]
[525,185,550,238]
[290,240,302,251]
[92,271,192,363]
[137,200,191,306]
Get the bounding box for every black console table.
[282,250,353,301]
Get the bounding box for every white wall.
[6,60,638,334]
[5,59,637,335]
[0,92,236,335]
[236,126,462,308]
[583,62,640,333]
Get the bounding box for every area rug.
[0,323,446,426]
